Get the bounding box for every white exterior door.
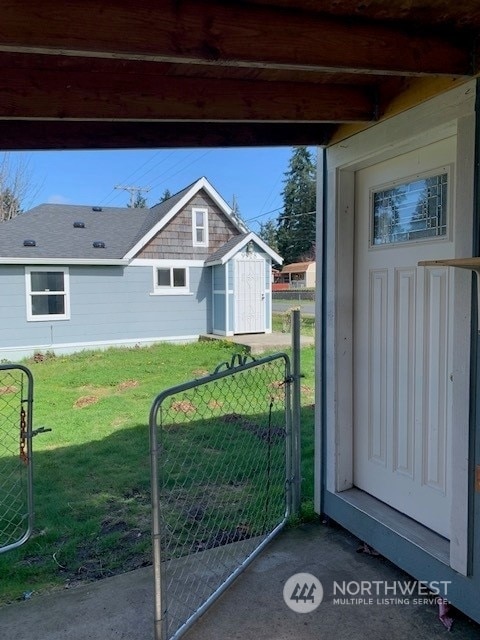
[353,138,457,538]
[234,257,265,334]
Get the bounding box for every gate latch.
[32,426,52,437]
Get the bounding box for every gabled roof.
[0,177,248,264]
[205,231,283,266]
[281,261,315,273]
[123,177,248,260]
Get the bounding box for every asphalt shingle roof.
[0,185,192,261]
[204,233,249,264]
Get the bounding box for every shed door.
[234,258,265,334]
[353,138,456,538]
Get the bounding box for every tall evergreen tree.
[127,191,148,208]
[258,219,279,253]
[277,147,316,264]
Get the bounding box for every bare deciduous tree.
[0,153,38,222]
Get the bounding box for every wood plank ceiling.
[0,0,479,149]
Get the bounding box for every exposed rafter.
[0,121,334,150]
[0,0,474,77]
[0,0,477,149]
[0,65,376,123]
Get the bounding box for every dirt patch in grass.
[116,380,139,392]
[100,518,130,535]
[208,400,224,410]
[0,385,18,395]
[268,380,285,400]
[74,396,99,409]
[192,368,209,378]
[171,400,197,414]
[222,413,285,443]
[111,416,129,428]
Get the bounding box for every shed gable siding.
[136,191,238,260]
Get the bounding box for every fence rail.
[0,364,34,554]
[150,352,295,640]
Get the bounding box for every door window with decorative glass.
[372,172,448,246]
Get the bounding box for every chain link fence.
[0,364,34,554]
[150,352,295,640]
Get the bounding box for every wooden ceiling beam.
[0,0,473,77]
[0,69,375,122]
[0,121,333,150]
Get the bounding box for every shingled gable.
[123,176,248,261]
[205,231,283,266]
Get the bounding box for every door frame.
[320,81,476,575]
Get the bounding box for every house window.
[192,208,208,247]
[26,267,70,321]
[372,172,448,246]
[154,266,189,294]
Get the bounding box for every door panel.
[354,138,455,538]
[234,258,265,334]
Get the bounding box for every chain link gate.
[150,352,296,640]
[0,364,35,553]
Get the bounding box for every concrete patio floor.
[2,522,480,640]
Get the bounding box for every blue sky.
[12,147,309,232]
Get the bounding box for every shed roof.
[281,261,315,274]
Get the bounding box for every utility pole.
[115,184,150,207]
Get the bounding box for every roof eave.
[0,257,129,266]
[206,231,283,266]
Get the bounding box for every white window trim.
[192,207,208,247]
[25,266,71,322]
[151,265,192,296]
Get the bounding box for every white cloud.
[47,194,71,204]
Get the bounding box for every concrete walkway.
[200,331,314,354]
[1,523,480,640]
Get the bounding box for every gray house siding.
[0,180,279,360]
[212,264,226,334]
[0,264,208,359]
[0,265,27,349]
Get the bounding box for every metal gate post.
[291,309,302,515]
[150,398,164,640]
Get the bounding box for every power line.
[102,149,212,207]
[244,207,316,224]
[100,151,167,205]
[114,184,151,207]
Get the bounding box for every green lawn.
[0,340,315,604]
